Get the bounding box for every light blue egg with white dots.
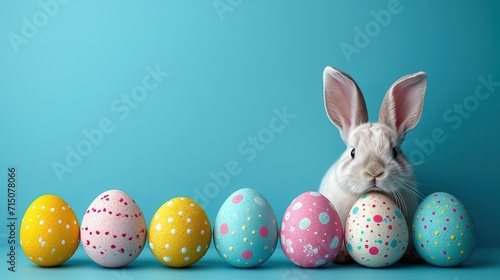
[213,188,278,268]
[412,192,476,267]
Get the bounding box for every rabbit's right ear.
[324,66,368,143]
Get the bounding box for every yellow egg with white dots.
[20,194,80,267]
[148,197,212,267]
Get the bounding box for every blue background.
[1,0,499,278]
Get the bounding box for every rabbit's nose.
[364,161,385,179]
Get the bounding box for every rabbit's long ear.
[324,66,368,143]
[379,72,427,141]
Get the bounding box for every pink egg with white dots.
[345,192,408,267]
[280,192,343,267]
[81,190,146,267]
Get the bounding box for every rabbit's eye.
[392,148,398,159]
[350,148,356,159]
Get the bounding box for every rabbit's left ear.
[379,72,427,140]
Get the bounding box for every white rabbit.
[318,66,427,262]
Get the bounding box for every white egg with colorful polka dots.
[345,192,409,267]
[412,192,476,266]
[213,188,278,268]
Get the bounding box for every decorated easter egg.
[345,192,408,267]
[81,190,146,268]
[20,194,80,266]
[280,191,343,267]
[148,197,212,267]
[213,188,278,268]
[412,192,476,266]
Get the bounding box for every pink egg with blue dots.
[345,192,408,267]
[280,191,343,267]
[213,188,278,268]
[412,192,476,267]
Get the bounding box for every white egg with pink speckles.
[345,192,408,267]
[81,190,146,267]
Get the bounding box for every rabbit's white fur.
[320,123,419,227]
[319,66,427,240]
